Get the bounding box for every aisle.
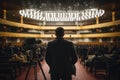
[73,60,97,80]
[17,60,97,80]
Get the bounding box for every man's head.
[55,27,64,38]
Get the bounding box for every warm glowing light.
[19,8,105,21]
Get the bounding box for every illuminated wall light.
[99,38,102,42]
[17,39,20,43]
[19,8,105,21]
[84,38,90,42]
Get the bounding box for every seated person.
[111,51,120,61]
[85,53,101,72]
[99,53,112,62]
[9,51,27,63]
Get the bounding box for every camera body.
[24,38,42,60]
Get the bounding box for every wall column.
[3,9,7,19]
[2,10,7,46]
[96,16,100,42]
[111,11,116,43]
[18,16,24,46]
[20,16,23,23]
[112,11,115,21]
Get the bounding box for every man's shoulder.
[48,40,55,44]
[47,40,56,46]
[48,39,73,45]
[63,39,73,44]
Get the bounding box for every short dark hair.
[55,27,64,37]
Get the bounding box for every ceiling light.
[19,8,105,22]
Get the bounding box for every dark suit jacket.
[45,38,77,75]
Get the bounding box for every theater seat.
[93,61,110,80]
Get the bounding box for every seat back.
[93,61,109,80]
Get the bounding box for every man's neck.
[56,37,63,39]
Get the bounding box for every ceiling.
[0,0,119,11]
[0,0,120,26]
[0,0,120,40]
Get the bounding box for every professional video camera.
[23,38,46,80]
[24,38,43,59]
[24,38,41,50]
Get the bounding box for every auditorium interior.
[0,0,120,80]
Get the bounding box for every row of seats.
[77,44,120,80]
[0,56,26,80]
